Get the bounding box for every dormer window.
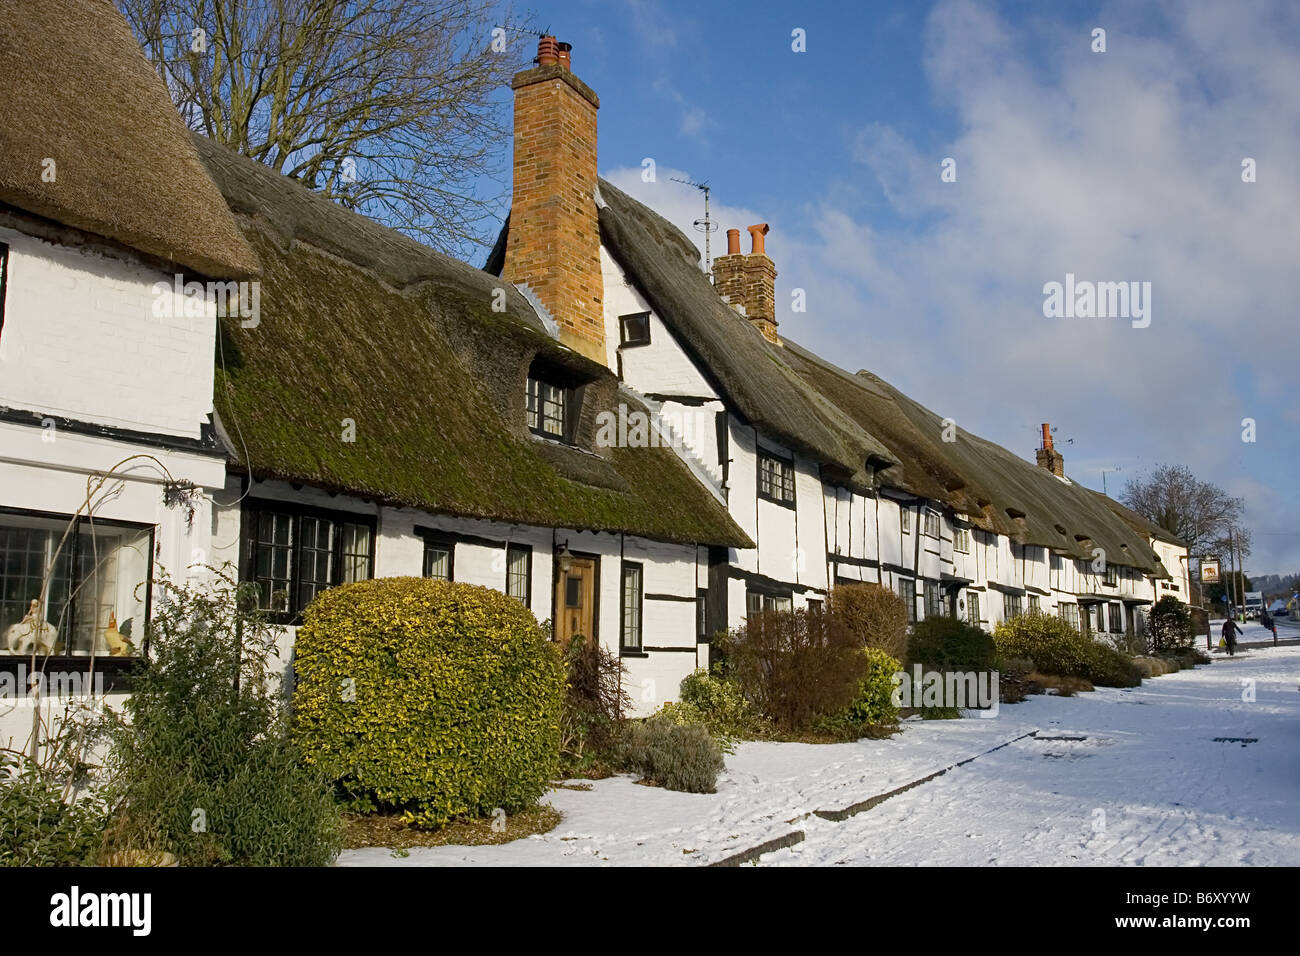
[619,311,651,347]
[526,374,568,440]
[757,450,795,507]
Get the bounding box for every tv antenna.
[670,176,717,281]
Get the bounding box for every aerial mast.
[670,176,717,282]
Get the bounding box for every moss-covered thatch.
[0,0,258,279]
[196,138,749,548]
[585,180,1170,575]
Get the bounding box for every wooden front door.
[555,557,596,644]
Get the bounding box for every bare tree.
[118,0,532,257]
[1121,463,1245,560]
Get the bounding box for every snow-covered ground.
[339,644,1300,867]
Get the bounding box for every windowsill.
[618,340,650,350]
[0,654,145,690]
[619,650,649,658]
[757,492,796,510]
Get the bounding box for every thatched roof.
[592,180,895,486]
[580,181,1168,574]
[782,343,1169,574]
[194,136,749,548]
[1091,491,1187,549]
[0,0,258,279]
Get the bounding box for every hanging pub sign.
[1200,558,1221,584]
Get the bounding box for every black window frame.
[506,542,532,606]
[0,505,155,661]
[923,580,942,619]
[526,375,569,441]
[618,311,651,348]
[756,449,796,508]
[1004,592,1023,620]
[416,528,456,582]
[1108,602,1123,633]
[967,590,981,627]
[1103,563,1118,587]
[620,560,644,652]
[953,526,971,553]
[1028,594,1041,614]
[0,241,9,341]
[241,500,376,624]
[896,577,917,624]
[923,509,941,539]
[900,506,912,534]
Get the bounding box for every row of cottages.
[483,37,1191,650]
[0,9,1189,746]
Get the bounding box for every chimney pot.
[747,223,770,256]
[556,41,572,70]
[536,35,559,66]
[725,228,741,255]
[1041,423,1053,450]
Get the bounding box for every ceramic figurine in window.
[104,612,132,657]
[5,599,58,655]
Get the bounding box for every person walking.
[1222,616,1242,656]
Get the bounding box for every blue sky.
[518,0,1300,573]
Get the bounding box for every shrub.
[292,577,564,829]
[1148,596,1193,653]
[658,670,757,750]
[830,583,909,661]
[993,612,1139,688]
[996,657,1037,704]
[907,616,997,673]
[559,634,631,764]
[0,747,108,867]
[846,647,901,726]
[105,574,343,866]
[717,608,866,731]
[617,717,724,793]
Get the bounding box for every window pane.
[423,544,451,581]
[506,545,529,602]
[0,517,75,653]
[341,522,371,583]
[251,511,294,613]
[621,564,642,650]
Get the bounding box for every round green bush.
[847,647,901,726]
[617,717,724,793]
[292,577,565,828]
[906,616,997,672]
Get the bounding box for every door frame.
[551,548,601,643]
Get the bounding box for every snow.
[339,645,1300,866]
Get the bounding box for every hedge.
[292,577,565,828]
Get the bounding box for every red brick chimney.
[712,223,779,344]
[1036,423,1065,477]
[503,36,605,364]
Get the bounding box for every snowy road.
[340,643,1300,867]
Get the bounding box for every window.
[757,450,795,506]
[896,578,916,624]
[526,375,567,440]
[807,598,824,614]
[1003,592,1023,619]
[1104,564,1117,587]
[621,562,643,651]
[619,311,651,347]
[1058,602,1080,629]
[697,588,708,640]
[967,590,981,626]
[421,536,453,581]
[1028,594,1041,614]
[900,507,912,534]
[923,509,941,538]
[953,527,971,553]
[1108,602,1123,633]
[0,242,8,340]
[0,510,152,657]
[506,544,531,605]
[924,580,942,619]
[244,503,374,619]
[745,590,792,616]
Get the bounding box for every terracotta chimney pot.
[536,35,559,66]
[556,41,572,70]
[725,228,741,255]
[747,223,770,256]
